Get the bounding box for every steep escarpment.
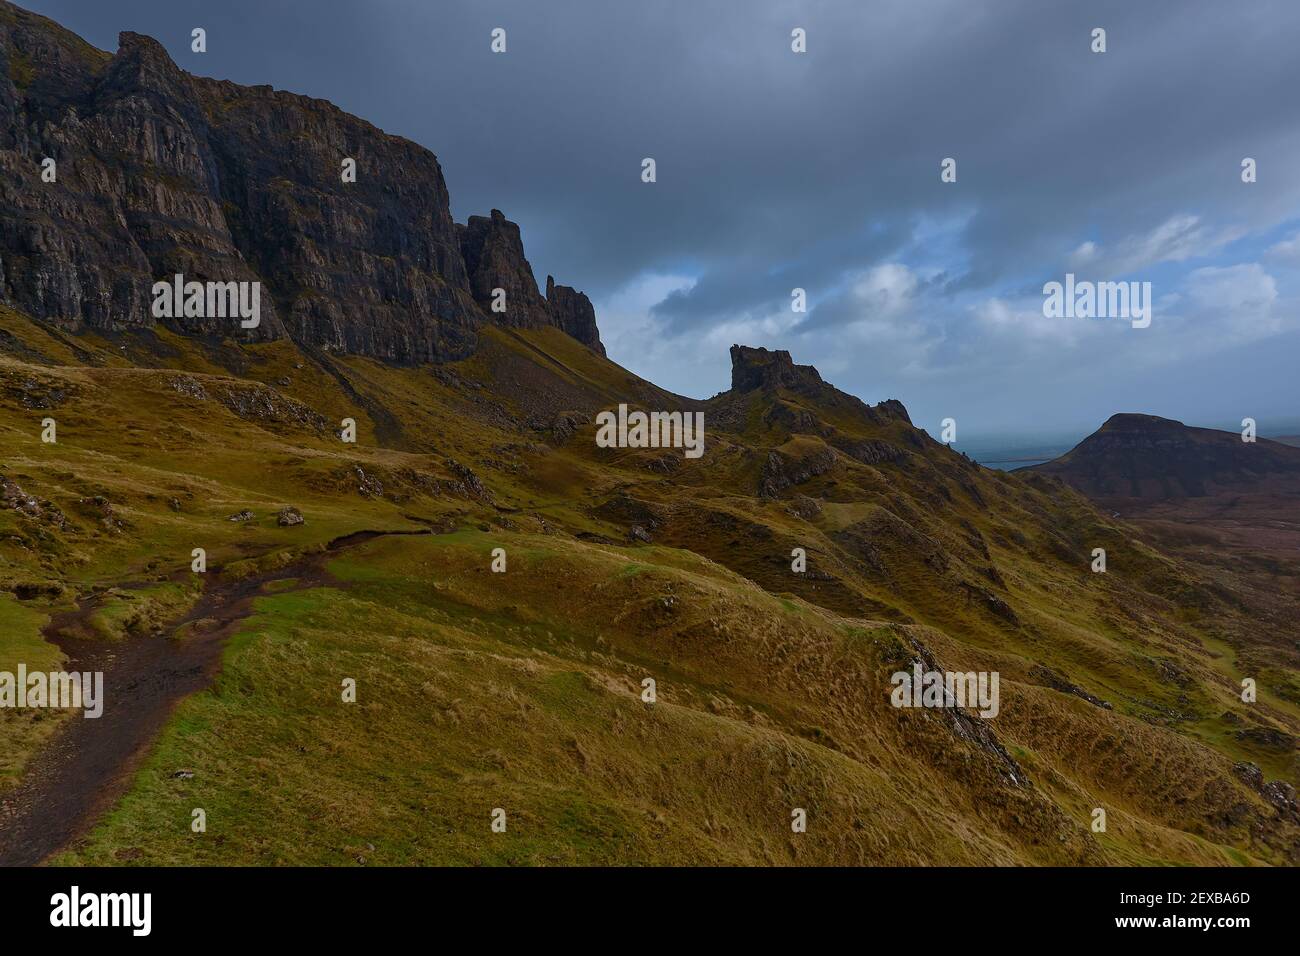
[0,4,603,361]
[0,21,287,341]
[455,210,605,355]
[729,344,825,394]
[545,274,604,355]
[714,345,916,445]
[457,210,551,331]
[726,345,910,422]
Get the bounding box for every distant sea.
[959,434,1082,472]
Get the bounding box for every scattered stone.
[1029,663,1113,710]
[1234,726,1297,750]
[445,459,488,500]
[172,769,195,780]
[169,375,208,400]
[277,506,305,527]
[788,495,822,520]
[1234,762,1299,818]
[645,453,681,475]
[228,510,255,522]
[1154,658,1192,687]
[353,465,384,498]
[759,446,837,499]
[171,376,327,431]
[2,476,44,519]
[593,494,664,533]
[1234,760,1264,788]
[215,382,326,430]
[1261,781,1298,814]
[76,495,126,532]
[547,410,589,443]
[1,368,70,409]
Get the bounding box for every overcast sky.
[27,0,1300,438]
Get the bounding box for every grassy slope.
[54,534,1037,865]
[3,307,1296,865]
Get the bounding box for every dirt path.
[0,529,425,866]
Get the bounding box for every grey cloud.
[25,0,1300,432]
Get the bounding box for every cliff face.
[545,275,604,356]
[729,345,824,393]
[455,211,605,354]
[0,4,603,360]
[727,344,911,425]
[457,209,551,330]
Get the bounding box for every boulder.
[277,506,305,527]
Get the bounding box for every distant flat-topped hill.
[1026,413,1300,501]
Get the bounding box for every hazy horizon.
[22,0,1300,434]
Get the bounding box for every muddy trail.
[0,529,427,866]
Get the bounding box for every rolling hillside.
[2,306,1297,865]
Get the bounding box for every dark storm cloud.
[23,0,1300,430]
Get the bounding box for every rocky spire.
[545,275,605,355]
[457,210,550,329]
[729,345,824,393]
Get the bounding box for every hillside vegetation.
[2,307,1296,866]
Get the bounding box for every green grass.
[0,309,1293,866]
[81,581,201,641]
[0,593,65,787]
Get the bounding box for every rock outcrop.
[727,344,912,426]
[545,275,605,355]
[457,210,550,330]
[730,345,824,394]
[0,4,605,360]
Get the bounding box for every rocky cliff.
[727,344,910,424]
[545,275,604,356]
[729,344,824,393]
[0,2,603,360]
[458,210,550,331]
[454,209,604,354]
